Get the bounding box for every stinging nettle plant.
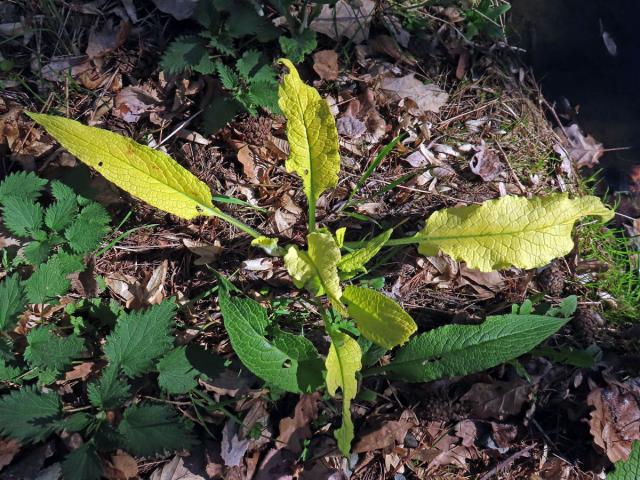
[29,58,614,454]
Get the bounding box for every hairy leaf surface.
[325,332,362,455]
[278,59,340,213]
[385,313,569,382]
[0,386,62,443]
[342,286,416,349]
[417,194,613,271]
[28,113,216,219]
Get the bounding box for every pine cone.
[235,115,272,146]
[538,260,565,296]
[572,308,604,345]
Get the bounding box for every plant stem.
[308,202,316,233]
[344,235,420,250]
[203,206,262,239]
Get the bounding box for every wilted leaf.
[557,123,604,169]
[380,74,449,115]
[113,86,162,123]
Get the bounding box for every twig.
[477,444,534,480]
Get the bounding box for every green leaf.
[202,96,243,134]
[24,325,85,373]
[384,312,570,382]
[609,441,640,479]
[87,365,130,410]
[160,36,215,74]
[65,202,111,253]
[236,50,261,79]
[247,81,281,115]
[416,194,614,272]
[0,274,25,332]
[219,293,313,393]
[118,404,197,457]
[61,412,93,432]
[24,253,84,304]
[342,286,417,349]
[62,443,103,480]
[45,181,79,232]
[157,346,198,394]
[338,229,393,274]
[0,385,62,443]
[216,61,240,90]
[27,112,217,220]
[104,302,175,377]
[1,197,43,237]
[272,329,324,392]
[23,240,52,265]
[184,344,226,380]
[0,358,22,382]
[284,231,346,315]
[251,236,282,256]
[0,171,47,203]
[278,59,340,225]
[279,31,317,64]
[325,332,362,456]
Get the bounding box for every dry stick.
[477,444,534,480]
[494,138,527,195]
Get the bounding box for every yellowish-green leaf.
[338,229,393,274]
[325,332,362,456]
[277,59,340,223]
[335,227,346,248]
[27,112,215,220]
[342,286,416,349]
[284,231,346,315]
[416,194,613,272]
[251,236,282,256]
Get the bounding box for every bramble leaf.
[27,112,217,220]
[338,229,393,274]
[219,293,321,393]
[0,274,25,332]
[342,286,416,349]
[24,325,85,373]
[104,302,175,377]
[62,443,103,480]
[384,311,570,382]
[278,59,340,219]
[0,385,62,443]
[157,346,199,394]
[416,194,614,272]
[117,404,197,457]
[284,231,346,315]
[609,441,640,480]
[325,332,362,456]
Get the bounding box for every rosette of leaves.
[29,58,614,455]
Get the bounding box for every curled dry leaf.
[39,56,92,83]
[369,35,417,66]
[105,260,168,308]
[556,123,604,169]
[310,0,376,44]
[114,86,162,123]
[588,377,640,462]
[469,142,504,181]
[220,419,250,467]
[183,238,223,266]
[352,409,418,453]
[312,50,339,81]
[86,20,130,59]
[380,74,449,115]
[148,453,206,480]
[108,452,138,480]
[276,393,320,455]
[336,116,367,139]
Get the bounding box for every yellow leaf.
[342,286,416,349]
[325,332,362,455]
[278,59,340,225]
[27,112,215,220]
[284,231,346,315]
[417,194,613,272]
[338,229,393,274]
[250,236,282,256]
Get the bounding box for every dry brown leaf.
[0,438,20,472]
[152,0,198,20]
[369,35,417,65]
[557,123,604,169]
[105,260,168,308]
[146,259,169,305]
[109,453,138,480]
[490,422,518,449]
[310,0,375,44]
[277,393,320,455]
[588,377,640,462]
[380,74,449,115]
[148,454,206,480]
[236,145,260,184]
[64,362,95,382]
[220,419,250,467]
[454,420,477,448]
[86,20,130,59]
[39,56,92,83]
[336,116,367,139]
[183,238,223,266]
[353,409,418,453]
[461,380,530,420]
[312,50,339,81]
[113,86,162,123]
[459,264,504,300]
[469,142,504,181]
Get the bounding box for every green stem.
[344,235,420,250]
[308,202,316,233]
[202,206,262,239]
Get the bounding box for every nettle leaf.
[0,385,62,443]
[87,365,130,410]
[417,194,614,272]
[278,59,340,221]
[24,252,84,304]
[62,443,103,480]
[338,229,393,274]
[219,293,320,393]
[0,274,26,332]
[342,286,417,349]
[384,312,570,382]
[23,239,52,265]
[104,302,175,377]
[25,325,85,373]
[284,231,346,315]
[1,196,43,237]
[45,181,78,231]
[247,81,280,115]
[65,202,111,253]
[609,440,640,480]
[157,346,198,395]
[216,61,240,90]
[28,113,217,220]
[279,30,318,64]
[160,35,214,75]
[325,332,362,456]
[236,50,261,79]
[0,171,47,203]
[0,359,22,382]
[118,404,197,457]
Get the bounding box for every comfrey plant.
[28,58,613,454]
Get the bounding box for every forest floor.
[1,1,639,479]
